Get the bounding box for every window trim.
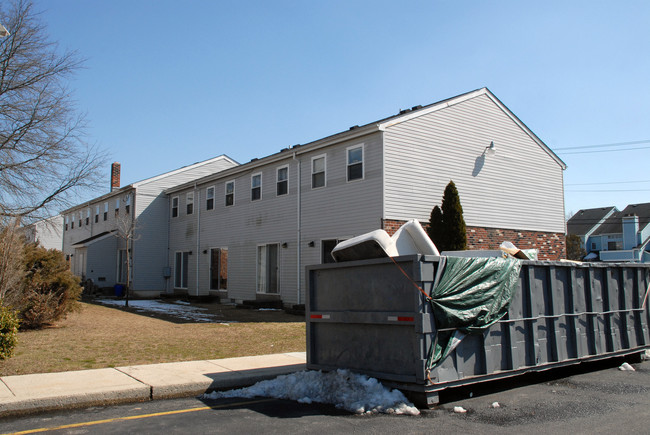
[225,180,235,206]
[171,196,179,218]
[311,154,326,189]
[174,251,190,289]
[276,165,289,196]
[206,186,215,210]
[346,143,364,182]
[186,192,194,215]
[256,243,280,294]
[251,173,262,201]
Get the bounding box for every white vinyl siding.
[383,93,565,233]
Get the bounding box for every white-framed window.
[251,173,262,201]
[65,216,69,231]
[115,198,120,216]
[78,211,83,227]
[311,154,326,189]
[209,247,228,290]
[347,144,364,181]
[70,214,74,229]
[125,194,131,214]
[276,166,288,196]
[171,196,179,218]
[104,202,108,221]
[186,192,194,215]
[85,209,90,225]
[225,181,235,206]
[256,243,279,294]
[206,186,215,210]
[174,251,189,289]
[95,205,99,223]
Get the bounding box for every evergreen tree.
[566,234,586,260]
[441,181,467,251]
[427,205,445,249]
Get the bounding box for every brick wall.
[381,219,566,261]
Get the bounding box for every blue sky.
[31,0,650,216]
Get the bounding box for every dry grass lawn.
[0,302,306,376]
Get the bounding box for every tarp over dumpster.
[426,256,522,369]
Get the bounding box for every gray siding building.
[166,88,567,307]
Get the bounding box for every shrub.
[0,304,19,359]
[428,181,467,252]
[16,244,82,329]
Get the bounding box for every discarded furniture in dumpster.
[306,255,650,407]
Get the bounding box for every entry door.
[257,244,279,294]
[210,248,228,290]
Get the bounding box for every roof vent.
[399,108,411,115]
[411,105,422,111]
[292,144,301,149]
[280,147,290,152]
[349,125,359,130]
[250,158,259,162]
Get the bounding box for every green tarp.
[426,256,522,370]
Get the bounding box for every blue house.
[568,203,650,263]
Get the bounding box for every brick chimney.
[111,162,121,192]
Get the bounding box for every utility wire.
[554,139,650,151]
[558,145,650,155]
[566,180,650,186]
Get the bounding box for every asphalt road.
[2,357,649,434]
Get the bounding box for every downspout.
[195,183,200,296]
[293,152,302,305]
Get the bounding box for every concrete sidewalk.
[0,352,306,417]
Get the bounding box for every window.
[125,195,131,214]
[251,173,262,201]
[321,239,345,264]
[312,155,326,188]
[347,144,364,181]
[65,216,69,231]
[257,244,279,294]
[95,205,99,223]
[171,196,179,218]
[186,192,194,215]
[104,202,108,221]
[71,220,74,229]
[78,211,82,227]
[607,241,622,251]
[115,198,120,217]
[225,181,234,206]
[117,249,128,284]
[209,247,228,290]
[276,166,288,196]
[591,242,596,250]
[174,251,189,289]
[85,209,90,225]
[206,186,215,210]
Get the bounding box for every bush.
[16,244,82,329]
[0,304,19,359]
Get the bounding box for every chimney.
[111,162,121,192]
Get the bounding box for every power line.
[558,145,650,155]
[566,180,650,186]
[566,189,650,192]
[554,139,650,151]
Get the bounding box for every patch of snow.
[174,300,191,305]
[453,406,467,413]
[95,299,226,323]
[491,402,500,408]
[202,369,419,415]
[258,308,281,311]
[619,362,636,371]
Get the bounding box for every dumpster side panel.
[306,257,650,404]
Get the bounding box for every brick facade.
[382,219,566,261]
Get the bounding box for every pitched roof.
[167,87,566,194]
[567,206,616,236]
[592,202,650,236]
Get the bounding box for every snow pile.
[619,362,636,371]
[453,406,467,413]
[203,369,420,415]
[96,299,225,323]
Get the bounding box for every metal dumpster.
[306,255,650,406]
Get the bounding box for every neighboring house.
[566,206,617,253]
[588,203,650,263]
[21,215,64,250]
[165,87,567,307]
[62,156,239,293]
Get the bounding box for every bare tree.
[0,0,105,222]
[114,193,139,307]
